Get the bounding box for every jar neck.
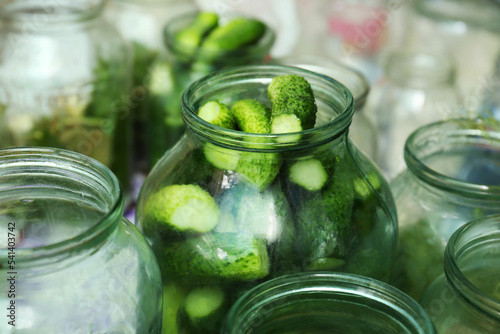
[404,118,500,200]
[182,65,354,152]
[0,147,123,266]
[385,52,455,89]
[0,0,105,29]
[444,215,500,321]
[163,11,275,69]
[223,272,436,333]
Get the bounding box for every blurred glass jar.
[224,272,436,333]
[0,147,162,333]
[0,0,132,197]
[403,0,500,96]
[390,118,500,301]
[420,214,500,333]
[143,11,276,170]
[365,51,463,180]
[272,54,378,160]
[136,65,398,333]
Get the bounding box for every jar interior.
[0,148,120,250]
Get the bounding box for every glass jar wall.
[420,215,500,333]
[0,0,133,197]
[390,118,500,301]
[0,147,162,333]
[135,65,398,333]
[224,272,436,334]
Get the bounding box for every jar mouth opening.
[163,10,276,64]
[181,65,354,152]
[0,0,104,24]
[404,118,500,199]
[224,272,435,333]
[0,147,123,262]
[445,215,500,318]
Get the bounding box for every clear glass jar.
[365,51,463,180]
[0,147,162,333]
[271,54,378,160]
[390,118,500,301]
[420,214,500,333]
[143,11,276,170]
[0,0,133,197]
[136,65,398,333]
[224,272,436,333]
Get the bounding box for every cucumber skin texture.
[175,12,219,49]
[198,100,235,129]
[268,75,317,130]
[231,99,271,134]
[162,233,270,284]
[236,152,281,191]
[201,17,266,51]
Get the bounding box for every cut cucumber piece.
[203,143,240,171]
[163,233,270,283]
[353,170,382,199]
[289,158,328,191]
[175,12,219,50]
[198,100,235,129]
[230,99,271,134]
[268,74,317,130]
[201,17,266,52]
[145,184,219,233]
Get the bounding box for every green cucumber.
[175,12,219,50]
[230,99,271,134]
[162,283,187,334]
[198,100,235,129]
[163,233,270,283]
[203,143,240,171]
[144,184,220,234]
[236,152,280,191]
[289,158,328,191]
[268,74,317,130]
[200,17,266,52]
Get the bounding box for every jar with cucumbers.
[135,65,398,333]
[0,0,132,197]
[143,11,276,171]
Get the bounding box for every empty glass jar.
[390,118,500,301]
[136,65,398,333]
[0,147,162,333]
[420,214,500,333]
[224,272,436,333]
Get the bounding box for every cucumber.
[177,286,226,334]
[162,283,187,334]
[270,114,303,142]
[163,233,270,283]
[236,152,281,191]
[198,100,235,129]
[144,184,220,234]
[200,17,266,52]
[289,158,328,191]
[175,12,219,50]
[230,99,271,134]
[268,74,317,130]
[353,170,382,199]
[203,143,240,171]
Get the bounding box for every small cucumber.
[163,233,270,283]
[203,143,240,171]
[231,99,271,134]
[270,113,303,142]
[162,283,187,334]
[200,17,266,52]
[175,12,219,49]
[289,158,328,191]
[145,184,220,234]
[198,100,235,129]
[236,152,280,191]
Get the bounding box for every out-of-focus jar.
[224,272,436,333]
[136,65,398,333]
[0,147,162,333]
[0,0,133,198]
[272,54,378,160]
[420,214,500,333]
[390,118,500,301]
[143,11,276,170]
[365,51,463,180]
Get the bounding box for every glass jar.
[420,214,500,333]
[0,0,133,197]
[224,272,436,333]
[365,51,463,180]
[0,147,162,333]
[136,65,398,333]
[390,118,500,301]
[143,11,276,170]
[271,54,378,160]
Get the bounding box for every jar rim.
[181,65,354,152]
[445,214,500,319]
[223,272,436,333]
[0,147,123,262]
[404,118,500,199]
